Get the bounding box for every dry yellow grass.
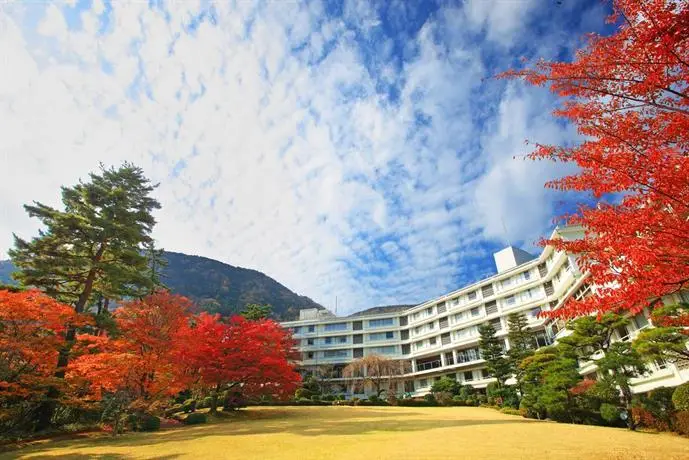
[4,406,689,460]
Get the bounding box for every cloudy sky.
[0,0,609,313]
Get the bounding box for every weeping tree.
[9,162,161,429]
[343,355,410,397]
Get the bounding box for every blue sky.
[0,0,610,313]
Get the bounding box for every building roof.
[346,304,416,318]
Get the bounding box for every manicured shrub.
[182,399,197,413]
[196,396,214,409]
[295,388,313,400]
[434,391,454,406]
[164,404,184,417]
[184,413,207,425]
[672,411,689,436]
[135,414,161,432]
[673,383,689,411]
[310,394,321,402]
[386,393,399,406]
[500,408,522,416]
[222,392,247,411]
[368,394,380,403]
[423,393,437,405]
[398,399,437,407]
[452,395,465,406]
[600,403,621,423]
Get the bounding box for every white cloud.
[0,0,587,312]
[465,0,537,47]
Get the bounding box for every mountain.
[0,253,324,320]
[0,260,17,285]
[160,251,324,320]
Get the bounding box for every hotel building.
[281,226,689,397]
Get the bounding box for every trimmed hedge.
[184,413,207,425]
[673,411,689,436]
[673,383,689,411]
[398,399,438,407]
[500,408,522,416]
[127,413,161,432]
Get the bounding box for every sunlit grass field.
[5,406,689,459]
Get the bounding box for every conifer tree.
[506,313,535,394]
[9,163,161,428]
[478,323,511,388]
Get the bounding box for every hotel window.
[633,313,649,330]
[323,349,348,358]
[490,318,502,331]
[428,321,435,330]
[467,291,477,301]
[419,379,428,388]
[429,337,437,345]
[415,326,422,334]
[369,318,394,328]
[484,301,498,315]
[307,352,314,359]
[292,326,301,334]
[501,277,514,290]
[324,322,348,332]
[308,325,315,333]
[371,346,396,355]
[324,337,332,344]
[530,307,542,318]
[307,338,314,345]
[471,307,481,317]
[426,307,433,315]
[481,369,491,379]
[370,332,394,341]
[463,371,473,382]
[523,270,532,281]
[504,295,516,307]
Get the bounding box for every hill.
[0,253,324,320]
[160,251,324,320]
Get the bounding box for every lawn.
[4,406,689,459]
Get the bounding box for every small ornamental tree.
[343,355,409,397]
[501,0,689,318]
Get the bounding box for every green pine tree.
[10,163,161,310]
[241,303,272,320]
[478,322,511,388]
[9,163,161,429]
[506,313,535,395]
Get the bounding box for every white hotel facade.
[281,226,689,397]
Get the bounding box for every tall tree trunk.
[35,244,106,431]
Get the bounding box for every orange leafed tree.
[502,0,689,318]
[68,291,192,415]
[0,290,88,431]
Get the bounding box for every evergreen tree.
[506,313,535,395]
[8,163,161,429]
[562,313,646,430]
[478,322,511,388]
[241,304,272,320]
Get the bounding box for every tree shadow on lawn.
[13,409,537,457]
[20,454,182,460]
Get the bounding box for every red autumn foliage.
[67,291,192,407]
[569,378,596,396]
[67,291,300,414]
[175,313,301,403]
[0,290,89,401]
[501,0,689,318]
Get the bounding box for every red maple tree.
[502,0,689,317]
[0,290,88,421]
[176,314,301,412]
[67,291,191,412]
